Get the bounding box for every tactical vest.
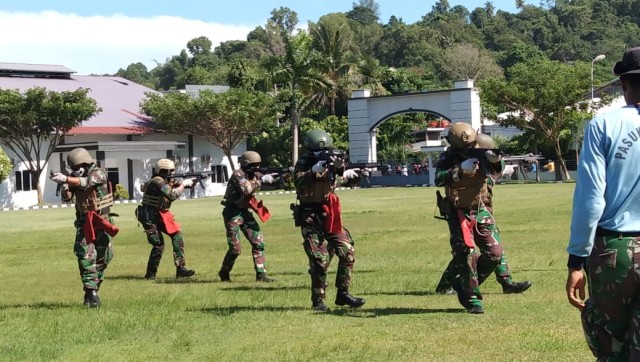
[221,170,258,209]
[75,167,113,218]
[444,153,492,210]
[295,156,333,204]
[141,176,172,210]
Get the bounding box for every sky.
[0,0,521,75]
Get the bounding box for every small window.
[14,170,34,191]
[107,168,119,187]
[211,165,229,183]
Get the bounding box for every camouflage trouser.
[142,215,186,273]
[74,219,114,291]
[220,208,267,274]
[446,206,502,307]
[436,250,512,290]
[300,206,355,303]
[581,233,640,361]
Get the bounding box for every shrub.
[114,184,130,200]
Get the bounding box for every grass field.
[0,183,591,361]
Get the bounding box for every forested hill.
[115,0,639,114]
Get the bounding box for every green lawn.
[0,184,591,361]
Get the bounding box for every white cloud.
[0,11,256,75]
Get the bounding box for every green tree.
[479,58,592,180]
[115,62,156,89]
[141,88,277,170]
[263,32,330,165]
[0,87,101,204]
[310,13,356,115]
[0,148,11,182]
[443,43,504,81]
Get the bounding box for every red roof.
[67,126,150,135]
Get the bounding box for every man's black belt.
[596,227,640,238]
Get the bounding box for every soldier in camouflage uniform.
[218,151,275,283]
[435,123,507,314]
[567,47,640,360]
[293,129,365,312]
[49,148,118,307]
[136,159,196,280]
[436,133,532,295]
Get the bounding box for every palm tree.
[311,19,355,115]
[264,32,330,165]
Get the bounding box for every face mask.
[72,168,85,177]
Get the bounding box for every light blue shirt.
[568,105,640,257]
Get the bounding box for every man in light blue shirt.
[566,47,640,361]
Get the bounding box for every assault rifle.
[248,166,293,190]
[171,171,215,197]
[49,170,71,196]
[463,148,502,176]
[317,149,346,183]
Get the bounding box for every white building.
[0,62,242,208]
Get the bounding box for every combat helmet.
[446,122,477,149]
[239,151,261,168]
[157,158,175,172]
[475,133,496,149]
[66,148,93,167]
[303,129,332,151]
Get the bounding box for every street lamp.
[591,54,606,101]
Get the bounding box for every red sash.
[322,193,343,234]
[83,210,119,243]
[456,209,476,248]
[159,209,180,234]
[249,196,271,223]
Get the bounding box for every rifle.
[171,171,215,197]
[434,190,451,220]
[318,149,346,184]
[50,170,70,196]
[463,148,502,176]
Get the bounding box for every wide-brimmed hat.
[613,47,640,75]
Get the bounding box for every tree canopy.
[140,88,279,170]
[0,87,101,204]
[479,58,593,179]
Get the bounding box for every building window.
[107,168,119,188]
[14,170,36,191]
[211,165,229,183]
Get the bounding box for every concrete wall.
[348,81,481,164]
[1,134,245,208]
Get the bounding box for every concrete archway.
[347,80,481,164]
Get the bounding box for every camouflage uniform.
[436,176,531,294]
[137,176,192,278]
[219,169,270,280]
[566,47,640,360]
[578,232,640,360]
[294,152,364,310]
[61,165,116,300]
[435,148,504,312]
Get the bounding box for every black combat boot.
[218,269,231,282]
[83,289,101,308]
[176,266,195,278]
[501,280,532,294]
[256,272,275,283]
[435,284,454,295]
[144,270,156,280]
[312,298,330,312]
[335,289,365,308]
